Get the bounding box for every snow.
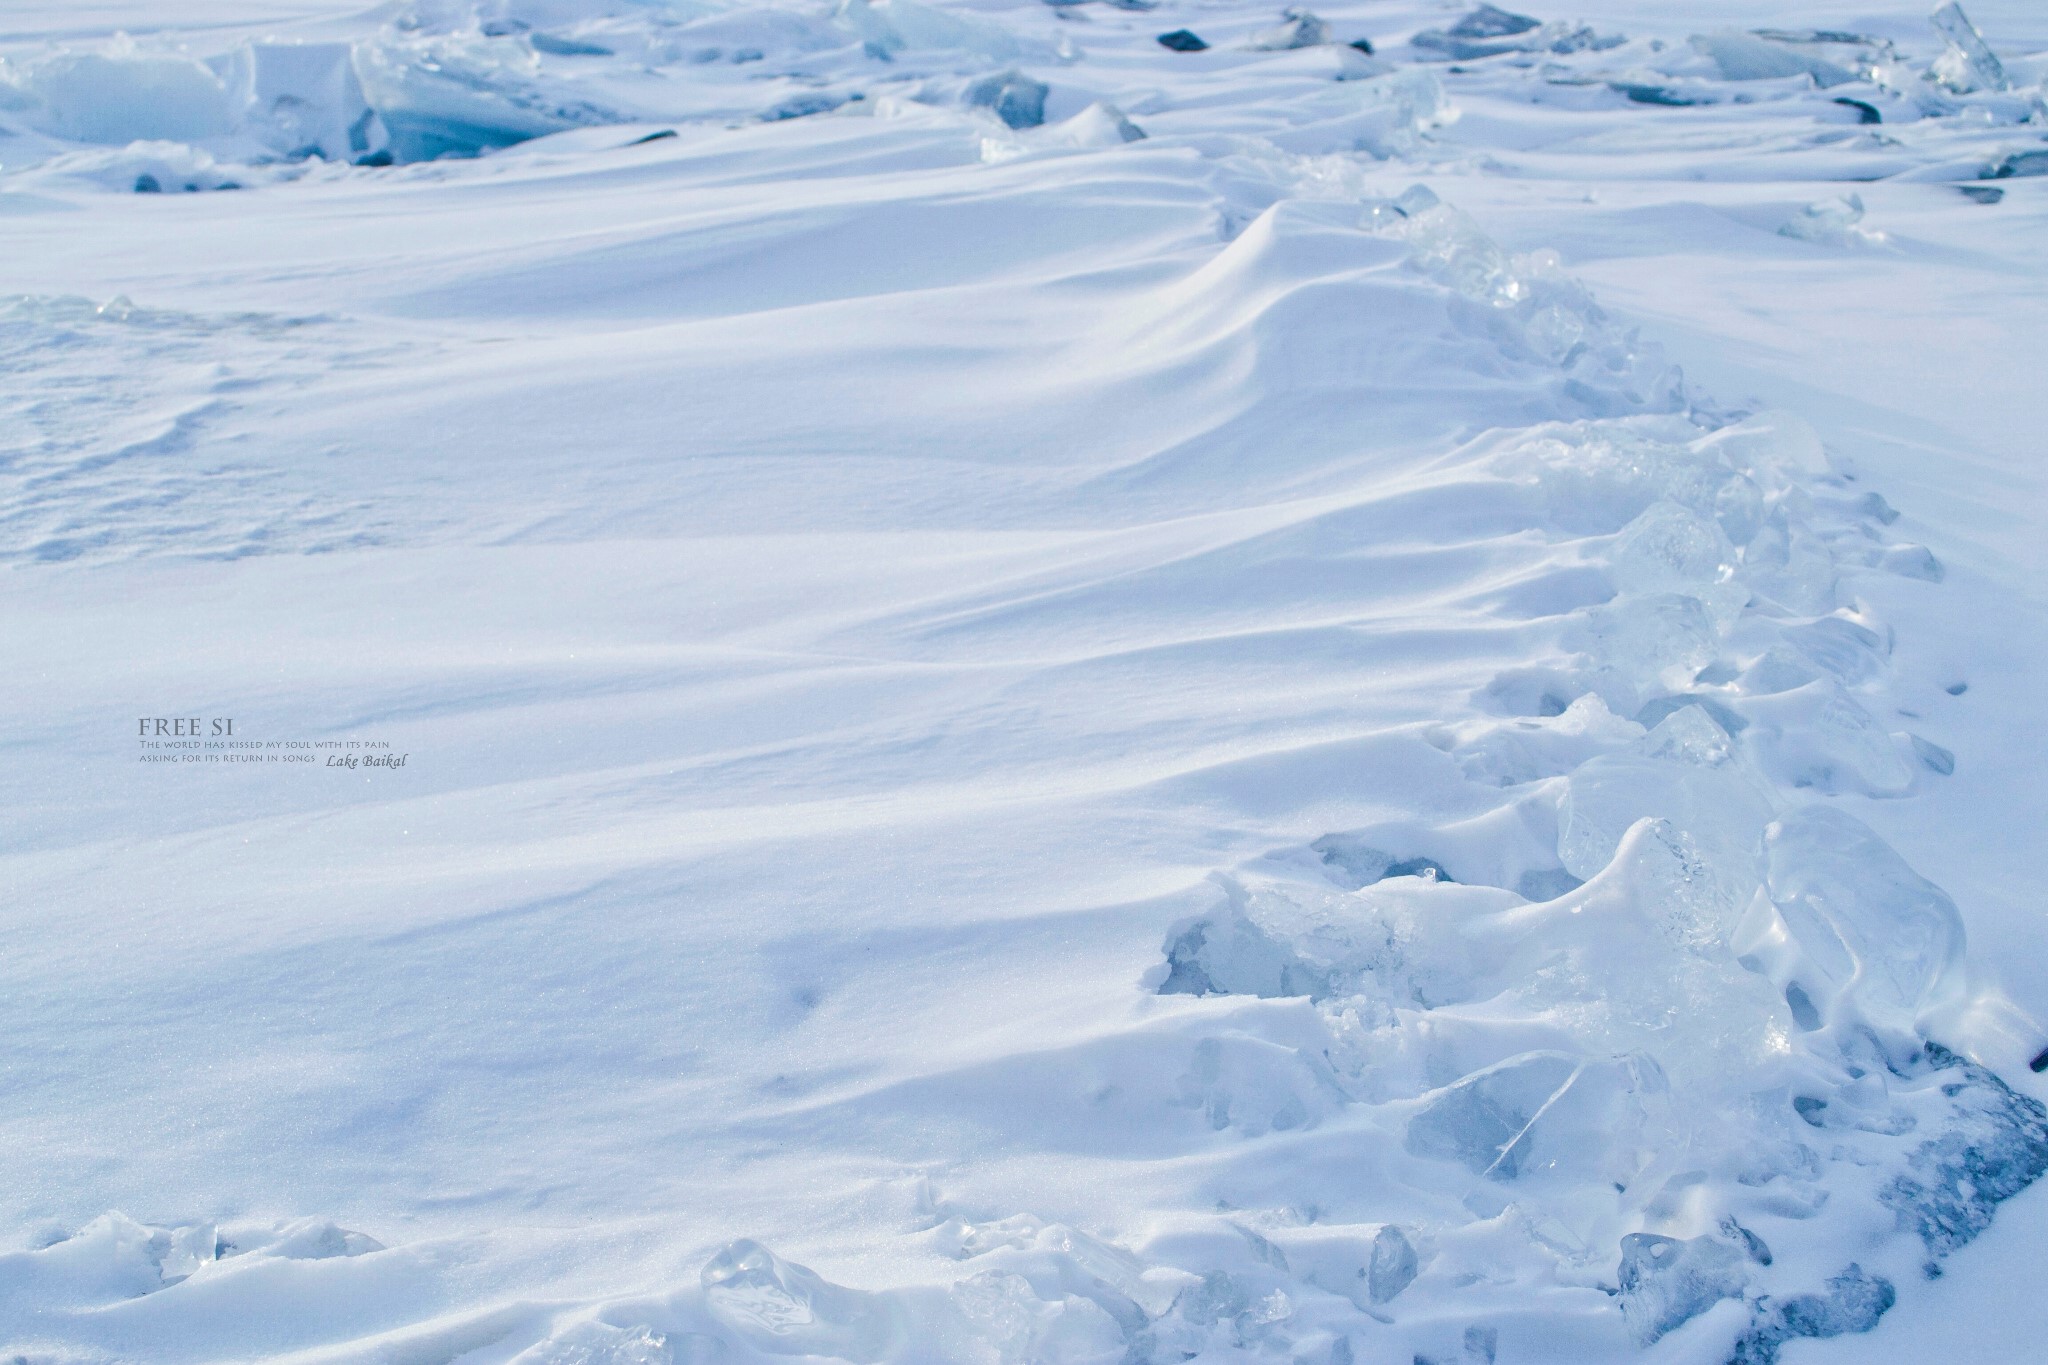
[5,0,2048,1361]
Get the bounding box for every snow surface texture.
[5,0,2048,1362]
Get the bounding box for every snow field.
[5,2,2048,1362]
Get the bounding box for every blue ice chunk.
[1447,5,1540,40]
[1616,1233,1748,1344]
[1879,1045,2048,1267]
[1367,1225,1419,1304]
[1728,1265,1894,1364]
[530,33,615,58]
[1405,1053,1578,1179]
[966,70,1047,129]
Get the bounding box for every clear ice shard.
[1557,706,1771,910]
[1367,1225,1419,1304]
[1610,501,1740,597]
[1764,806,1966,1033]
[1929,2,2008,92]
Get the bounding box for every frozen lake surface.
[4,1,2048,1361]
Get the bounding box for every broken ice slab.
[1413,6,1614,60]
[1610,83,1708,108]
[1556,710,1772,905]
[1986,149,2048,180]
[7,50,236,144]
[514,1322,674,1363]
[1310,834,1454,889]
[1782,615,1887,686]
[951,1269,1128,1363]
[1560,766,1770,944]
[1929,2,2008,93]
[1246,9,1330,52]
[1405,1054,1578,1178]
[1764,805,1966,1033]
[1447,5,1540,39]
[1754,28,1885,46]
[210,43,389,162]
[1727,1265,1894,1363]
[1404,1052,1668,1187]
[1617,1232,1749,1345]
[1498,425,1732,539]
[1412,5,1537,58]
[1610,501,1746,629]
[1612,501,1739,591]
[1567,590,1721,704]
[1752,29,1897,82]
[966,69,1048,129]
[1879,1044,2048,1266]
[1157,29,1209,53]
[352,36,617,162]
[702,1239,892,1356]
[528,33,615,58]
[1691,32,1858,87]
[1633,693,1747,735]
[1156,881,1337,1001]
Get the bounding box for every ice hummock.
[4,47,236,144]
[353,32,619,161]
[1412,6,1617,61]
[213,43,389,163]
[1142,806,2041,1356]
[1129,378,2047,1356]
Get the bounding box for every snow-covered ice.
[5,0,2048,1361]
